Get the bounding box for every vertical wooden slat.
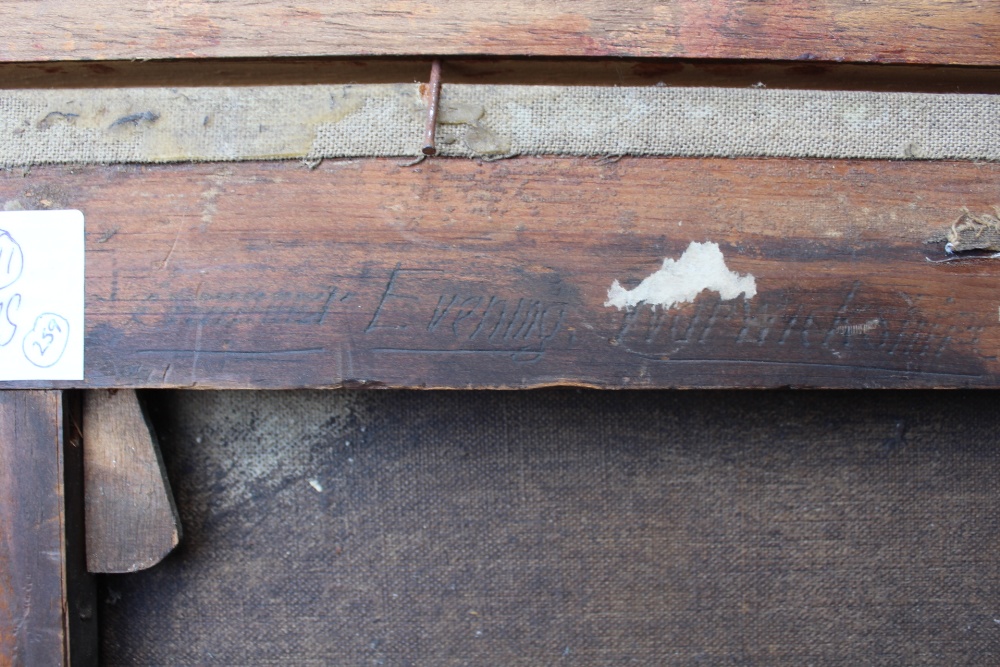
[62,392,96,666]
[0,391,95,666]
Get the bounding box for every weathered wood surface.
[1,1,998,66]
[1,158,1000,389]
[0,390,94,666]
[83,389,180,574]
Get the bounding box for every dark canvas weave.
[100,390,1000,665]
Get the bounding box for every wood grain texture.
[0,1,998,66]
[0,391,94,666]
[2,158,1000,389]
[83,389,180,574]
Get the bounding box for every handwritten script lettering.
[128,286,347,328]
[366,265,568,362]
[612,284,962,368]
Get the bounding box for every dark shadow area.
[5,58,1000,93]
[100,390,1000,665]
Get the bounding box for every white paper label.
[0,210,84,381]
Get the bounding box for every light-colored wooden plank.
[83,389,180,574]
[1,1,998,66]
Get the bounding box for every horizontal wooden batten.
[1,158,999,389]
[1,1,998,66]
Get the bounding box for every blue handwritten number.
[23,313,70,368]
[0,231,24,291]
[32,318,62,357]
[0,294,20,347]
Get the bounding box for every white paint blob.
[605,241,757,311]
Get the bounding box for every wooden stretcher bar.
[2,157,998,390]
[1,0,998,66]
[0,391,95,666]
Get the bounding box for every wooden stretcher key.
[83,389,181,574]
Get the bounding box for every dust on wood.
[946,207,1000,253]
[926,207,1000,262]
[83,389,181,573]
